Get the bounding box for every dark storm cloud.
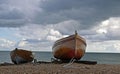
[0,0,28,27]
[0,0,120,28]
[0,19,27,27]
[0,0,8,4]
[0,6,27,27]
[33,0,120,29]
[0,8,24,19]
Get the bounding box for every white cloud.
[0,0,120,53]
[16,39,53,51]
[92,17,120,41]
[49,29,61,36]
[46,36,59,41]
[0,38,15,50]
[3,17,120,52]
[86,40,120,53]
[17,23,69,41]
[85,17,120,52]
[114,43,120,51]
[1,17,120,52]
[17,40,28,47]
[46,29,66,41]
[16,24,49,39]
[15,24,69,51]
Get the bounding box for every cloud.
[16,24,69,40]
[0,0,120,29]
[0,0,41,27]
[14,24,68,51]
[0,1,27,27]
[0,0,120,52]
[16,24,50,39]
[34,0,120,29]
[34,0,96,28]
[86,40,120,52]
[1,16,120,52]
[94,17,120,41]
[53,20,80,34]
[79,17,120,43]
[46,29,62,41]
[84,17,120,52]
[16,39,53,51]
[8,0,41,18]
[0,37,15,50]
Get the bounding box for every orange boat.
[52,31,87,61]
[10,48,34,64]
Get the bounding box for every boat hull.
[52,33,86,61]
[10,48,34,64]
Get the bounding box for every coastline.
[0,62,120,74]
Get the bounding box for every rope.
[63,57,75,68]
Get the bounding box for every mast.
[74,30,77,59]
[75,30,77,35]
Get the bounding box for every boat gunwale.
[52,34,86,49]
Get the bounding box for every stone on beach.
[0,63,120,74]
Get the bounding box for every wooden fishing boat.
[10,48,34,64]
[52,31,87,61]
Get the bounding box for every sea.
[0,51,120,64]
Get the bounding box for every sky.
[0,0,120,52]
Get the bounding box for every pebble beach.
[0,63,120,74]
